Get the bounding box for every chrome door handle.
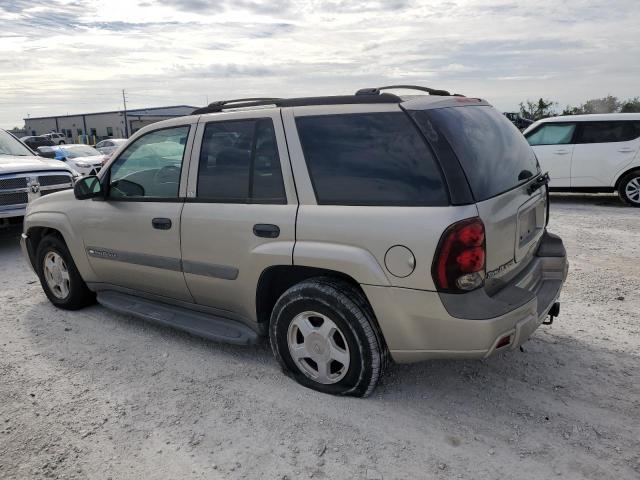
[554,150,570,155]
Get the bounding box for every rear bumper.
[363,231,568,363]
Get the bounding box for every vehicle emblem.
[30,184,40,194]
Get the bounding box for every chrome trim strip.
[182,260,239,280]
[85,247,238,280]
[86,247,181,272]
[0,188,30,194]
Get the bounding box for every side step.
[97,291,259,345]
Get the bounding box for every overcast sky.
[1,0,639,128]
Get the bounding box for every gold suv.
[21,86,568,396]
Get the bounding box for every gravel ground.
[1,194,639,480]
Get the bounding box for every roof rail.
[356,85,463,97]
[192,98,283,115]
[192,93,401,115]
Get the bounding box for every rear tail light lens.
[432,217,486,292]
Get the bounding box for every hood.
[0,154,76,175]
[70,155,106,165]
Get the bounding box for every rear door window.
[414,106,540,201]
[295,112,447,206]
[526,123,576,146]
[576,121,640,143]
[196,118,286,203]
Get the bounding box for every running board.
[97,291,259,345]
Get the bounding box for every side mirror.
[36,146,56,159]
[74,175,103,200]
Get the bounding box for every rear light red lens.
[456,247,485,272]
[432,218,486,292]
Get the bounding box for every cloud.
[1,0,640,127]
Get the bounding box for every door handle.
[253,224,280,238]
[618,148,635,153]
[152,218,172,230]
[554,149,570,155]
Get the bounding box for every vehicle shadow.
[549,192,626,208]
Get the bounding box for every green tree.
[620,97,640,113]
[581,96,620,114]
[519,98,557,121]
[562,95,621,115]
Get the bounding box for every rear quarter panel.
[294,205,479,290]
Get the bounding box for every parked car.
[43,132,67,145]
[504,112,534,130]
[20,135,55,150]
[523,113,640,206]
[0,128,75,230]
[51,144,107,176]
[21,86,568,396]
[95,138,127,157]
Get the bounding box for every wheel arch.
[255,265,369,325]
[614,166,640,191]
[24,213,97,282]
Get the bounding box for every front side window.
[196,118,286,203]
[576,121,640,144]
[296,112,447,206]
[109,126,190,199]
[526,123,576,146]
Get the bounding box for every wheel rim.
[625,176,640,204]
[287,311,350,385]
[43,251,70,299]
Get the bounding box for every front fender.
[24,211,98,282]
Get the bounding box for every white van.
[524,113,640,206]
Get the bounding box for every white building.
[24,105,197,143]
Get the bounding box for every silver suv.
[21,86,568,397]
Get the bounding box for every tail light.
[432,217,486,292]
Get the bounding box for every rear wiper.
[527,172,550,195]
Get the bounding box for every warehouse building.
[23,105,197,143]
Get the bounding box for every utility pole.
[122,89,129,138]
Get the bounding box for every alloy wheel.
[287,311,351,384]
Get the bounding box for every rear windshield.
[413,106,540,201]
[296,112,448,206]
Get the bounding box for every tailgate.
[477,182,547,283]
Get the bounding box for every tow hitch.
[543,302,560,325]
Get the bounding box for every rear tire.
[269,277,387,397]
[618,170,640,207]
[36,235,95,310]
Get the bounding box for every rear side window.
[196,118,286,203]
[295,112,447,206]
[576,121,640,144]
[414,106,540,202]
[526,123,576,145]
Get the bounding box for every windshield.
[60,145,101,158]
[0,129,33,156]
[412,106,540,201]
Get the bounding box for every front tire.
[269,277,387,397]
[36,235,95,310]
[618,170,640,207]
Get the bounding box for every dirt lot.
[0,194,638,480]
